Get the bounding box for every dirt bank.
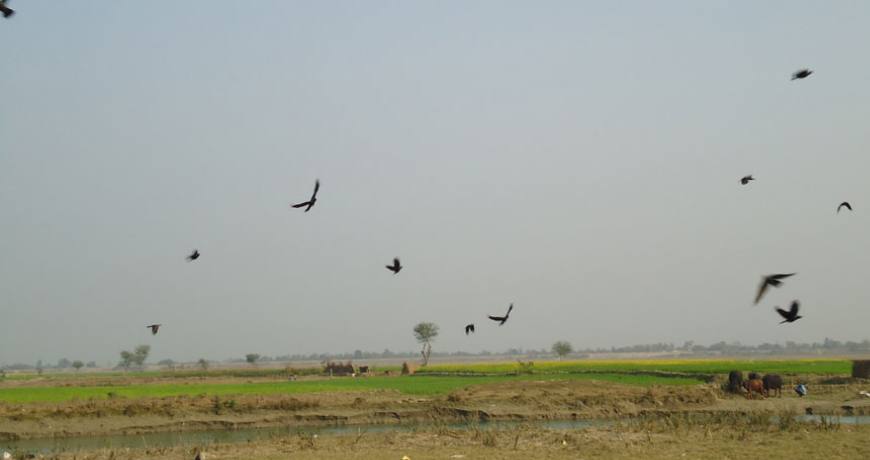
[4,377,867,440]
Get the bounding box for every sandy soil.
[20,423,870,460]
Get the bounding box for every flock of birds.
[1,8,854,343]
[744,67,854,326]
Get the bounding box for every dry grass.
[17,419,870,460]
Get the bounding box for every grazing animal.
[740,175,754,185]
[465,324,475,335]
[838,202,852,213]
[385,257,402,274]
[791,69,813,80]
[146,324,161,335]
[488,303,514,326]
[727,370,744,393]
[743,379,766,399]
[727,371,743,393]
[0,1,13,18]
[776,300,803,324]
[762,374,784,397]
[748,372,760,381]
[291,179,320,212]
[358,365,370,375]
[187,250,200,261]
[755,273,796,304]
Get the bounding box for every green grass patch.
[416,359,852,376]
[0,373,701,404]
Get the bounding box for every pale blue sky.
[2,1,870,364]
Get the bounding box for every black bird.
[186,249,200,261]
[291,179,320,212]
[465,324,475,335]
[0,1,13,18]
[776,300,802,324]
[791,69,813,80]
[488,303,514,326]
[740,175,754,185]
[838,202,852,213]
[146,324,161,335]
[386,258,402,274]
[755,273,796,305]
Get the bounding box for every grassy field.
[0,373,703,404]
[415,358,852,376]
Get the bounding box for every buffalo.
[762,374,783,397]
[727,370,744,394]
[743,379,765,399]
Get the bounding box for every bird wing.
[393,258,400,267]
[771,273,796,280]
[488,315,504,322]
[789,301,800,315]
[291,201,310,208]
[505,303,514,316]
[775,308,790,319]
[755,280,769,304]
[839,202,851,212]
[311,180,320,199]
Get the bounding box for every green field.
[415,358,852,376]
[0,373,702,404]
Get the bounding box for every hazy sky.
[2,1,870,365]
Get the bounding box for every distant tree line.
[3,338,870,371]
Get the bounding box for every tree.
[198,358,209,370]
[133,345,150,367]
[72,361,84,372]
[118,345,150,371]
[119,351,134,370]
[552,341,573,360]
[245,353,261,365]
[413,322,439,366]
[86,361,97,368]
[57,358,72,369]
[158,359,176,370]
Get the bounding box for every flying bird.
[791,69,813,80]
[755,273,796,305]
[146,324,161,335]
[465,324,475,335]
[838,202,852,213]
[385,258,402,274]
[740,175,754,185]
[775,301,802,324]
[488,303,514,326]
[0,1,13,18]
[186,249,200,261]
[291,179,320,212]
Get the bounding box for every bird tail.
[1,6,13,18]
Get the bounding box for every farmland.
[415,358,853,376]
[1,357,868,458]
